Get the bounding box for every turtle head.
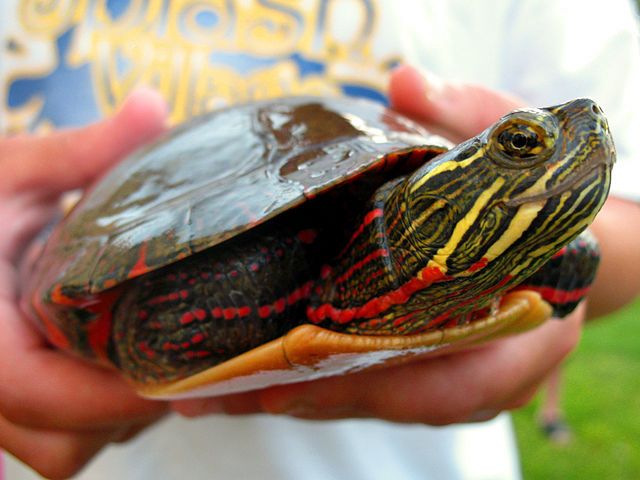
[392,98,614,280]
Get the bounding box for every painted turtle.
[21,97,614,398]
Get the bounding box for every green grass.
[513,297,640,479]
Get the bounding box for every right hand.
[0,89,170,479]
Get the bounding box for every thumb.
[1,88,168,195]
[389,65,524,142]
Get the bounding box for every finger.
[388,65,524,142]
[0,302,169,430]
[247,312,582,424]
[0,348,169,430]
[0,413,117,480]
[172,392,262,418]
[0,87,168,195]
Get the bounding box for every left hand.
[172,65,585,424]
[0,89,171,479]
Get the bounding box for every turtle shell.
[23,96,561,398]
[31,97,448,298]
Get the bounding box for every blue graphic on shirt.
[8,28,100,129]
[6,0,391,129]
[105,0,129,20]
[341,85,388,105]
[208,50,326,78]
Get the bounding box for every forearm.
[587,196,640,320]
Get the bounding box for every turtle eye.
[489,111,559,168]
[497,128,539,157]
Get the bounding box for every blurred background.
[513,298,640,478]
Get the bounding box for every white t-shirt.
[2,0,639,479]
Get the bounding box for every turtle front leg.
[513,230,600,318]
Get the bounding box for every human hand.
[171,65,584,424]
[0,89,170,479]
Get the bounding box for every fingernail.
[419,68,447,101]
[118,86,171,135]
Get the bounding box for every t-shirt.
[2,1,639,479]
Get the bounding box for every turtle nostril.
[590,103,604,118]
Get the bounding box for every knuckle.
[37,437,104,480]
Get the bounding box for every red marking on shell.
[194,308,207,321]
[86,287,122,360]
[201,272,211,279]
[468,257,489,272]
[297,229,318,244]
[180,290,189,299]
[250,263,260,272]
[49,285,78,307]
[38,287,73,348]
[211,307,223,318]
[230,270,238,277]
[238,306,251,317]
[223,308,236,320]
[258,305,271,318]
[335,248,389,285]
[180,312,195,325]
[138,310,148,320]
